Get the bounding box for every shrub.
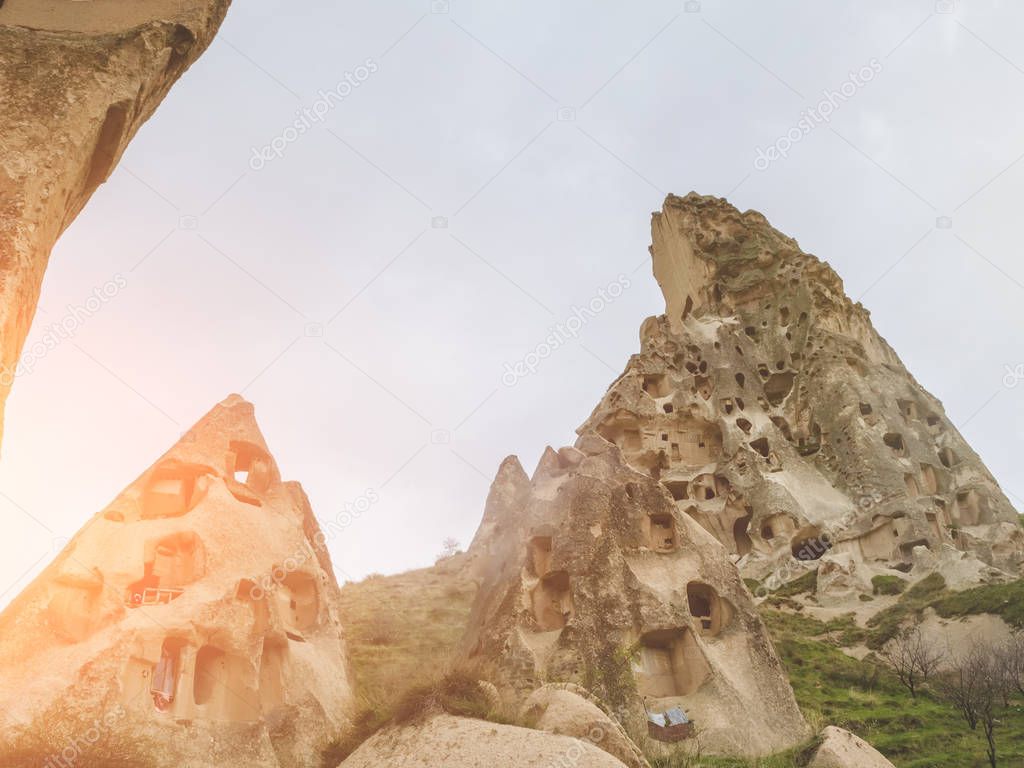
[872,575,907,596]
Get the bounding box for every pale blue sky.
[2,0,1022,606]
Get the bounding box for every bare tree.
[436,537,462,562]
[881,624,946,699]
[998,631,1024,698]
[937,641,1010,768]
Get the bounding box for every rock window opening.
[921,464,939,494]
[634,628,710,699]
[722,398,735,415]
[192,645,258,721]
[647,514,677,553]
[127,532,204,607]
[883,433,906,455]
[258,638,287,713]
[791,526,831,561]
[141,462,210,519]
[764,373,795,406]
[750,438,770,458]
[151,638,187,712]
[898,400,919,420]
[531,571,573,631]
[687,582,730,636]
[228,441,273,494]
[735,373,745,389]
[938,448,958,469]
[663,403,674,414]
[905,474,920,498]
[529,536,553,577]
[663,481,689,501]
[860,403,873,416]
[736,418,752,435]
[733,514,753,556]
[275,572,318,634]
[642,374,671,399]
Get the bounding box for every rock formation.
[461,442,809,757]
[342,713,632,768]
[0,395,352,768]
[0,0,231,449]
[808,726,896,768]
[578,193,1022,603]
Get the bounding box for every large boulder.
[808,726,895,768]
[0,395,353,767]
[521,684,648,768]
[340,714,630,767]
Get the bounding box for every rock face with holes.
[460,443,809,757]
[577,193,1022,602]
[0,395,352,768]
[0,0,231,451]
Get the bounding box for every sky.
[2,0,1023,608]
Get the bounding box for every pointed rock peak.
[650,193,816,333]
[532,446,562,480]
[0,394,352,765]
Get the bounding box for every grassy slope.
[338,566,1024,768]
[337,561,477,705]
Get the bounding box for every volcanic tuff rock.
[807,726,896,768]
[0,0,231,449]
[579,193,1022,600]
[0,395,352,768]
[341,714,632,768]
[461,442,809,757]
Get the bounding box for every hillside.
[338,564,1024,767]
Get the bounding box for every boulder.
[520,684,647,768]
[808,726,895,768]
[341,714,629,767]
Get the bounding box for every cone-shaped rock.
[580,193,1022,598]
[0,395,352,767]
[461,441,809,757]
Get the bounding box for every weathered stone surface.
[808,726,896,768]
[0,0,230,448]
[461,442,809,757]
[520,684,649,768]
[0,395,352,768]
[340,714,630,768]
[579,193,1021,602]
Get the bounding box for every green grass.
[334,563,1024,768]
[865,573,947,649]
[872,574,907,596]
[763,605,1024,768]
[931,580,1024,629]
[772,569,818,598]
